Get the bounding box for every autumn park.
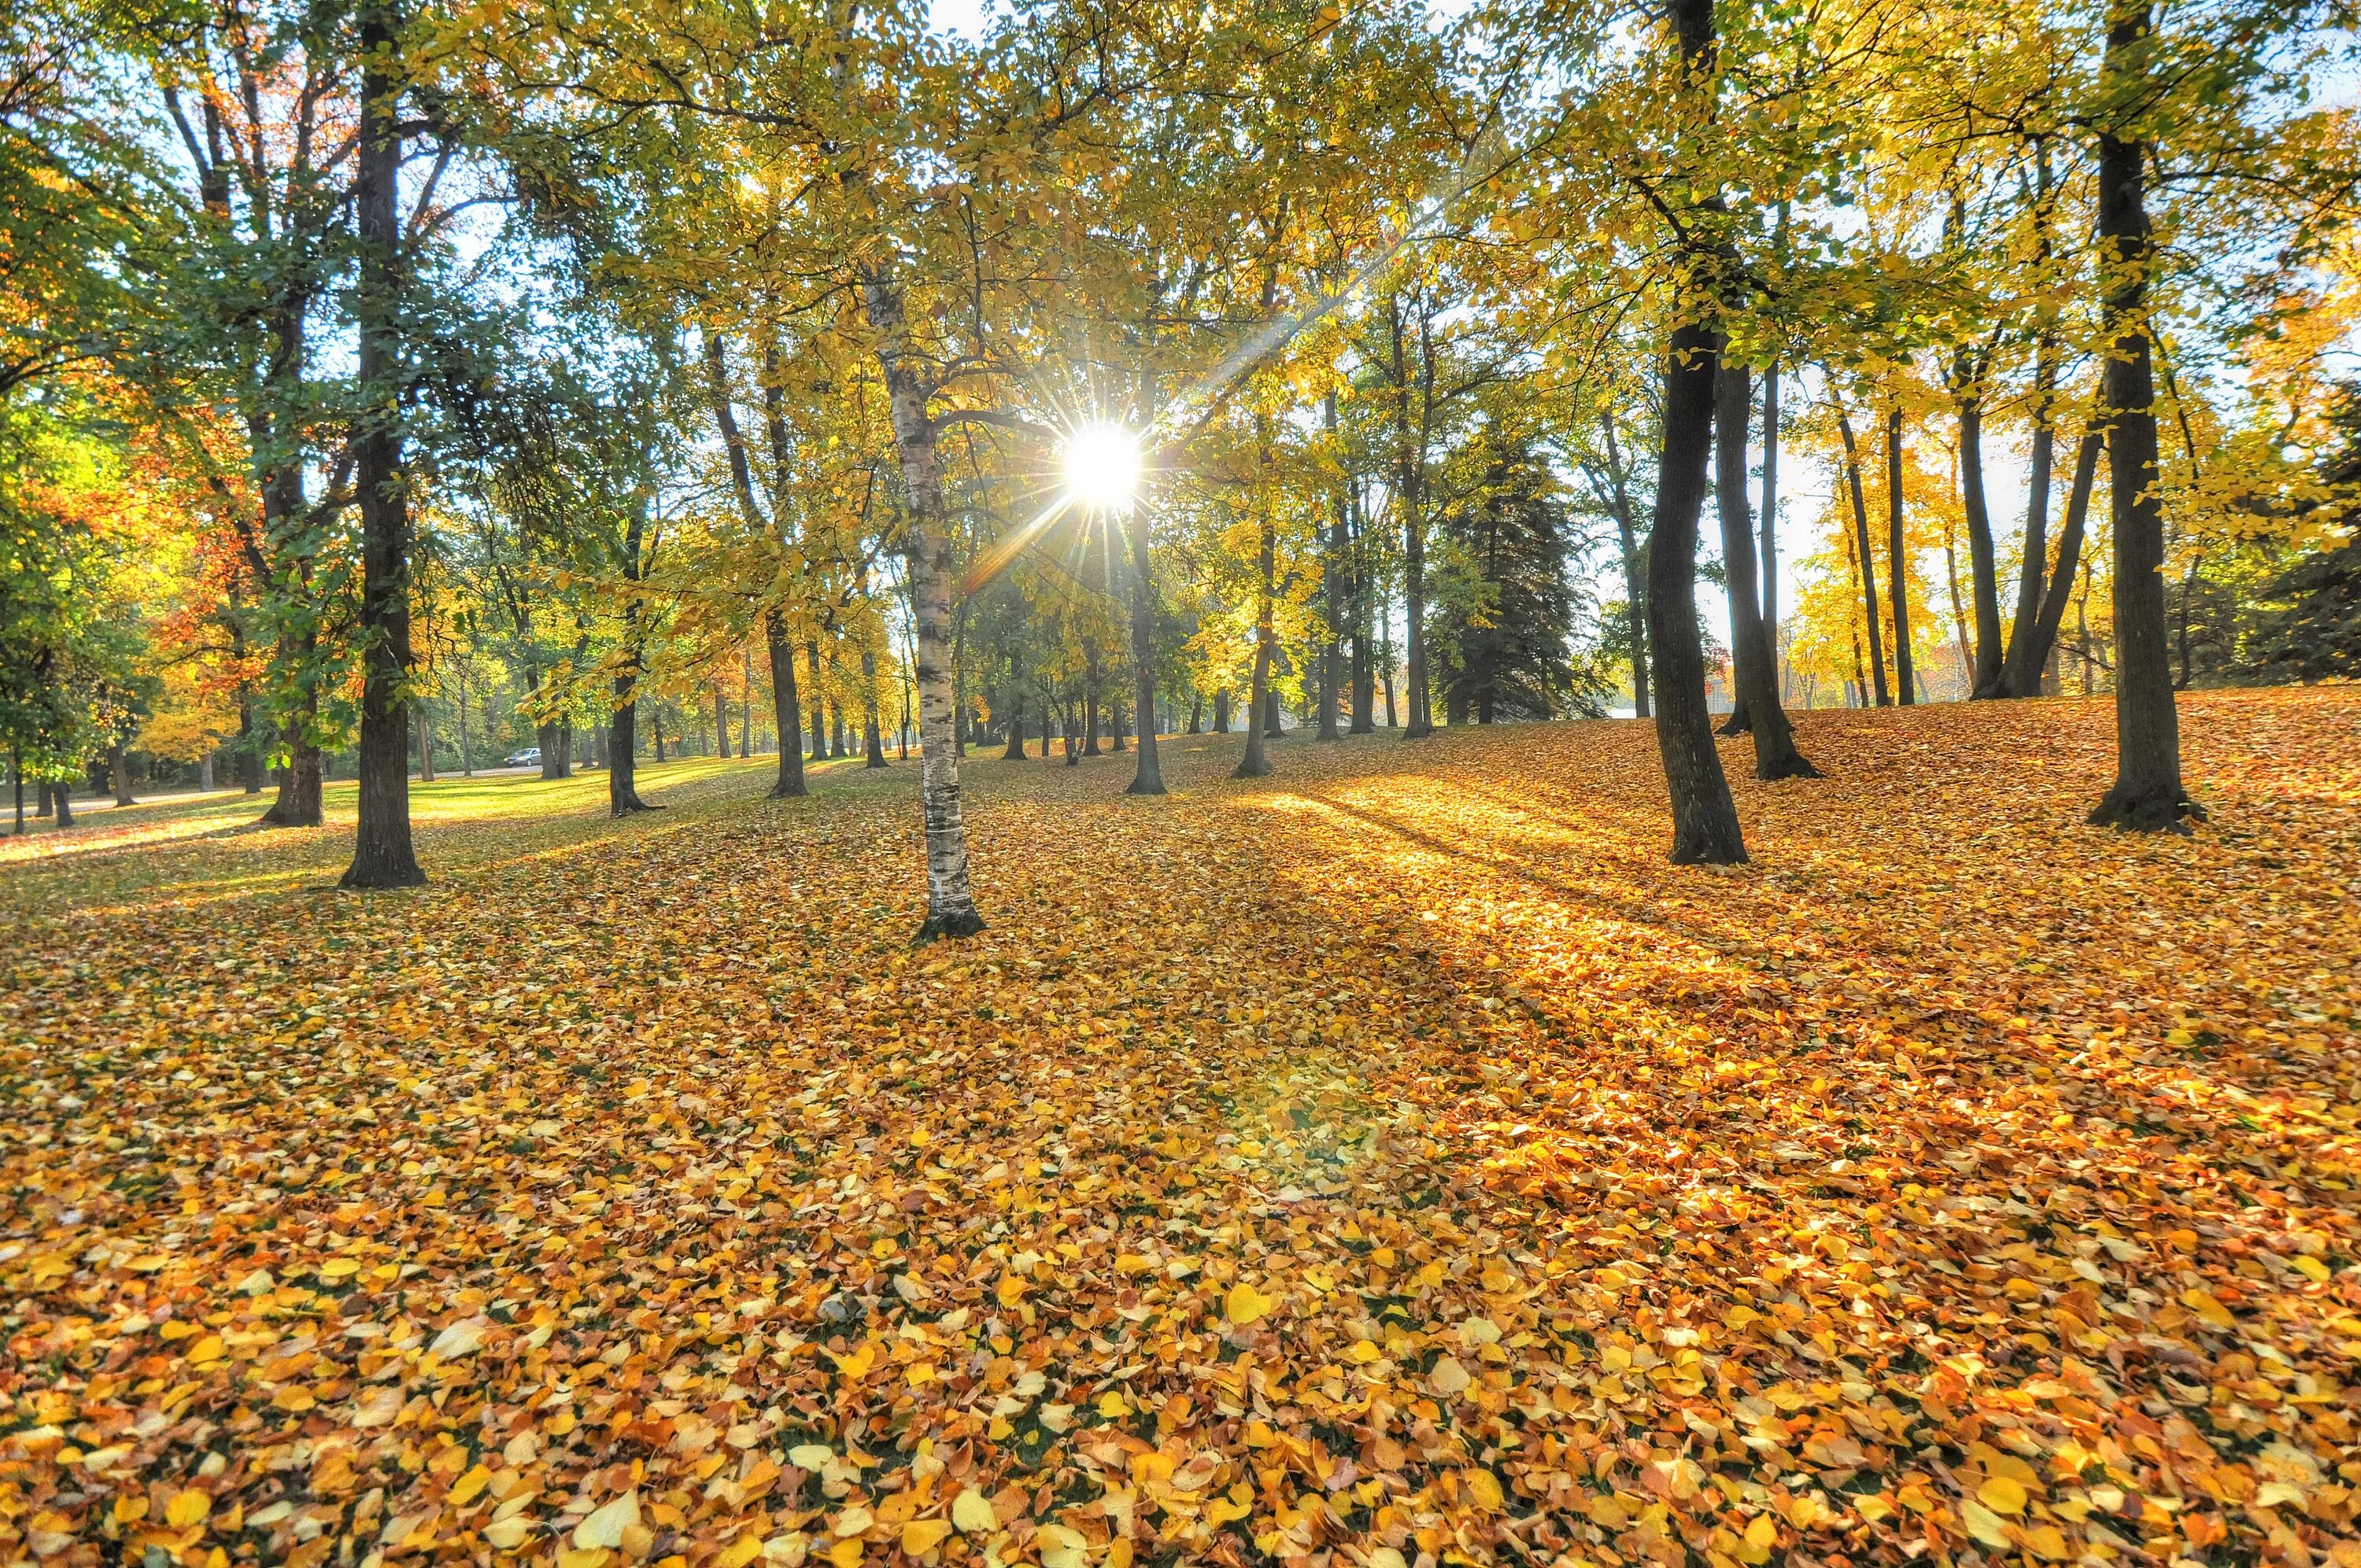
[6,0,2361,1566]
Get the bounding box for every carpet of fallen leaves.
[4,688,2361,1568]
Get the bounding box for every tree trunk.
[1082,687,1101,757]
[1402,475,1432,739]
[764,618,805,796]
[52,782,72,827]
[1317,393,1344,741]
[1125,485,1166,794]
[109,740,135,806]
[1602,417,1652,719]
[238,692,262,792]
[1713,362,1816,779]
[1758,360,1779,653]
[456,668,473,775]
[1236,483,1277,780]
[2089,6,2197,832]
[1003,693,1027,759]
[1213,689,1230,733]
[609,677,652,814]
[863,271,983,938]
[1649,319,1746,864]
[262,673,323,826]
[1885,406,1916,707]
[807,640,826,759]
[340,0,423,889]
[1834,405,1890,705]
[863,644,887,767]
[2013,429,2099,697]
[414,704,435,783]
[608,499,658,816]
[2000,361,2060,697]
[1956,360,2005,696]
[1187,692,1202,734]
[199,753,214,791]
[1644,0,1747,865]
[714,678,730,760]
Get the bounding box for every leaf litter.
[2,688,2359,1568]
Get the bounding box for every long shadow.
[1283,788,1751,961]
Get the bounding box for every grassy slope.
[2,688,2357,1568]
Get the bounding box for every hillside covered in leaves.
[4,692,2360,1568]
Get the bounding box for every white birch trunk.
[863,271,983,939]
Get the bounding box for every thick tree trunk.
[109,741,135,806]
[1187,693,1202,734]
[1082,687,1100,757]
[766,617,806,796]
[1834,406,1890,705]
[1236,491,1278,779]
[1644,0,1747,865]
[1956,366,2005,697]
[1003,695,1027,759]
[1125,493,1166,794]
[1999,355,2060,697]
[2089,7,2197,832]
[609,677,652,815]
[262,674,323,827]
[1713,363,1816,779]
[1213,689,1230,733]
[863,273,983,938]
[1885,407,1916,707]
[714,679,730,760]
[52,783,72,827]
[341,2,423,889]
[1650,320,1746,863]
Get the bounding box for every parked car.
[504,747,541,769]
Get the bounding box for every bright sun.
[1062,422,1143,510]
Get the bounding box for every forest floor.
[3,688,2359,1568]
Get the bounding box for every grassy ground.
[2,688,2358,1568]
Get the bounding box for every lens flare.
[1062,422,1142,510]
